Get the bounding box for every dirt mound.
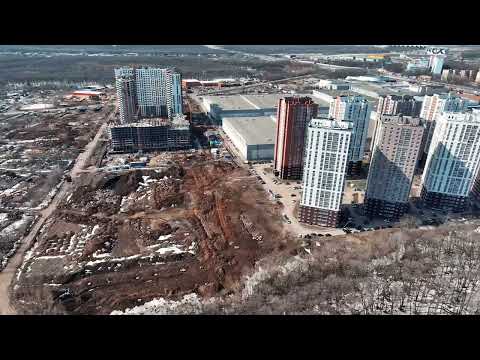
[101,171,144,196]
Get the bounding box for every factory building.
[365,115,424,220]
[114,67,183,120]
[110,115,191,153]
[329,95,372,174]
[421,110,480,211]
[222,116,275,161]
[299,118,352,228]
[419,93,469,160]
[274,97,318,179]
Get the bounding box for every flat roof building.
[421,110,480,211]
[222,116,276,161]
[299,118,352,228]
[365,115,424,220]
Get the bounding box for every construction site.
[110,116,191,153]
[10,149,293,314]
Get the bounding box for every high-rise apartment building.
[329,95,372,174]
[429,55,445,75]
[419,93,469,158]
[421,110,480,211]
[364,115,424,220]
[299,118,352,227]
[115,75,138,124]
[114,67,183,120]
[372,94,423,152]
[274,97,318,179]
[376,94,423,118]
[420,93,469,122]
[167,72,183,117]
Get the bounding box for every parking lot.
[251,163,346,236]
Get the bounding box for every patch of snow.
[156,245,185,255]
[0,213,8,223]
[157,234,172,241]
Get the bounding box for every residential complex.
[329,95,372,174]
[114,67,183,120]
[299,118,352,227]
[365,115,424,220]
[421,110,480,211]
[441,68,478,82]
[274,97,318,179]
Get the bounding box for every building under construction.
[110,115,191,153]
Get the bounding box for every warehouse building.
[222,116,276,161]
[202,93,329,123]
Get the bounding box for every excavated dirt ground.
[11,153,291,314]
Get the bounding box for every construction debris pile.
[12,153,288,314]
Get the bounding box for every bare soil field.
[11,153,293,314]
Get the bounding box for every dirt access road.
[0,117,110,315]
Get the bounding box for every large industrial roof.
[223,116,276,146]
[203,93,319,111]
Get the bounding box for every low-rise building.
[222,116,276,161]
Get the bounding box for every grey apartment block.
[365,115,424,219]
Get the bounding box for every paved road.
[200,74,315,96]
[0,116,110,315]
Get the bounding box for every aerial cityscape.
[1,45,480,315]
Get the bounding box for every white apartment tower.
[419,93,469,157]
[114,67,183,120]
[329,95,372,174]
[421,110,480,211]
[299,118,352,227]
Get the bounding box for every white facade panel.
[301,119,352,212]
[421,110,480,197]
